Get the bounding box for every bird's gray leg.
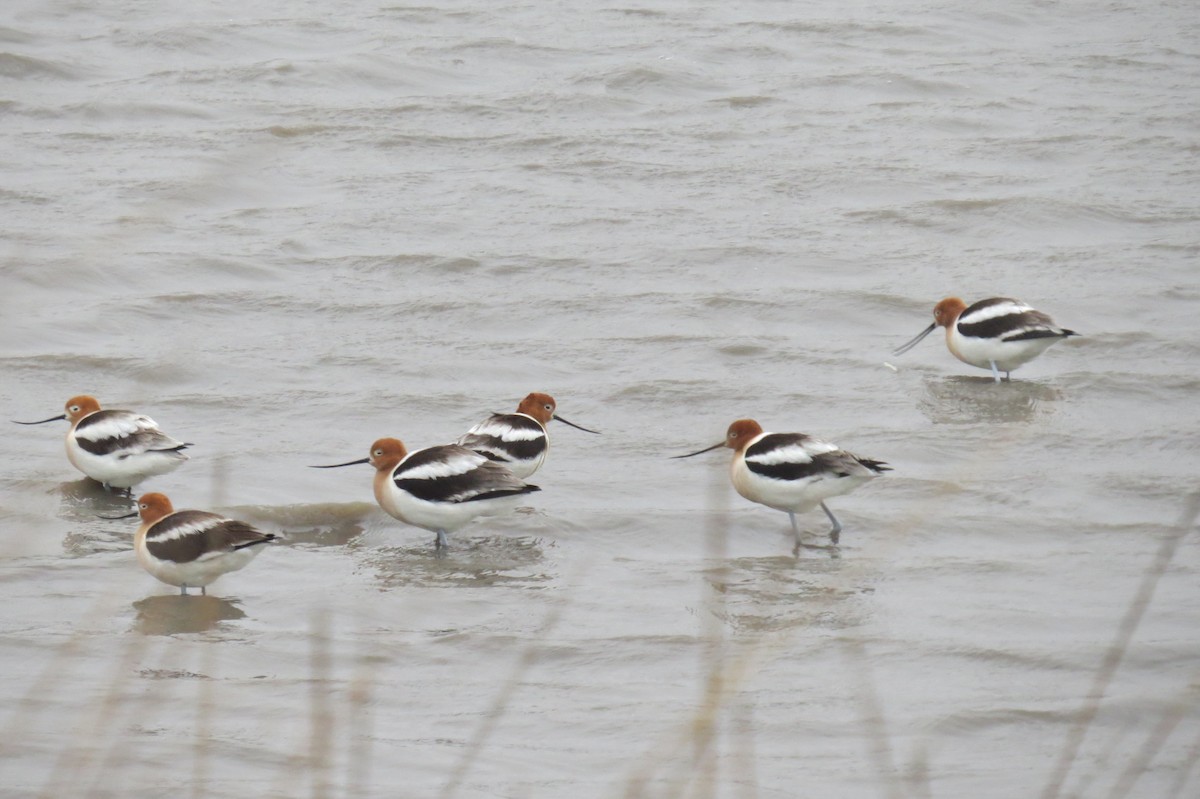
[180,584,188,596]
[989,360,1002,383]
[789,512,803,556]
[435,529,448,550]
[200,586,207,596]
[821,502,842,545]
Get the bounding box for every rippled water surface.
[3,1,1199,796]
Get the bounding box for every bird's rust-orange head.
[932,297,968,328]
[723,419,765,453]
[516,392,557,425]
[367,438,409,473]
[135,492,175,525]
[64,395,102,423]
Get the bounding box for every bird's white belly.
[67,437,185,487]
[136,542,261,588]
[948,329,1059,373]
[376,482,521,533]
[731,459,868,513]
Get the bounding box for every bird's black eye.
[373,449,383,457]
[544,404,553,411]
[69,405,79,413]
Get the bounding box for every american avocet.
[313,437,541,550]
[14,395,190,491]
[109,492,276,595]
[673,419,889,550]
[456,392,599,479]
[894,297,1077,382]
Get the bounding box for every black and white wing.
[146,510,275,564]
[74,409,189,458]
[392,444,541,504]
[957,298,1077,342]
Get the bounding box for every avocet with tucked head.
[894,297,1077,382]
[14,395,190,491]
[673,419,889,551]
[111,492,276,595]
[456,392,598,480]
[314,438,541,550]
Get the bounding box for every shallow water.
[3,0,1199,796]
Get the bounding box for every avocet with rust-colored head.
[673,419,889,551]
[14,395,190,491]
[314,437,541,550]
[894,297,1077,381]
[111,492,276,595]
[456,392,598,480]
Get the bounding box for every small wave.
[714,95,776,109]
[574,63,726,99]
[0,52,79,80]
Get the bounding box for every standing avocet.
[313,438,540,550]
[111,492,276,595]
[457,392,599,479]
[673,419,889,551]
[894,297,1077,381]
[14,395,190,491]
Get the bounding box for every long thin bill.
[893,323,937,356]
[670,441,725,459]
[553,414,600,434]
[98,510,140,520]
[310,457,371,469]
[13,414,67,425]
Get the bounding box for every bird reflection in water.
[56,478,134,517]
[919,375,1063,425]
[132,595,246,636]
[704,554,863,634]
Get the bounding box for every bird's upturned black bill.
[310,457,371,469]
[553,414,600,434]
[893,323,937,356]
[670,441,725,459]
[13,414,67,425]
[98,510,140,520]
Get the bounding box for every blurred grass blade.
[1040,492,1200,799]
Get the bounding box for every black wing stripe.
[460,433,546,461]
[958,311,1057,340]
[747,451,892,481]
[76,432,186,456]
[394,474,540,503]
[463,485,541,503]
[743,433,812,460]
[146,513,271,563]
[73,410,124,434]
[747,459,831,481]
[1002,327,1076,342]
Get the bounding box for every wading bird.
[457,392,598,479]
[14,395,190,491]
[109,492,276,595]
[894,297,1077,381]
[673,419,889,551]
[314,437,540,550]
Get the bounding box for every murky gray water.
[3,0,1199,796]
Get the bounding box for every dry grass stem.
[1040,492,1200,799]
